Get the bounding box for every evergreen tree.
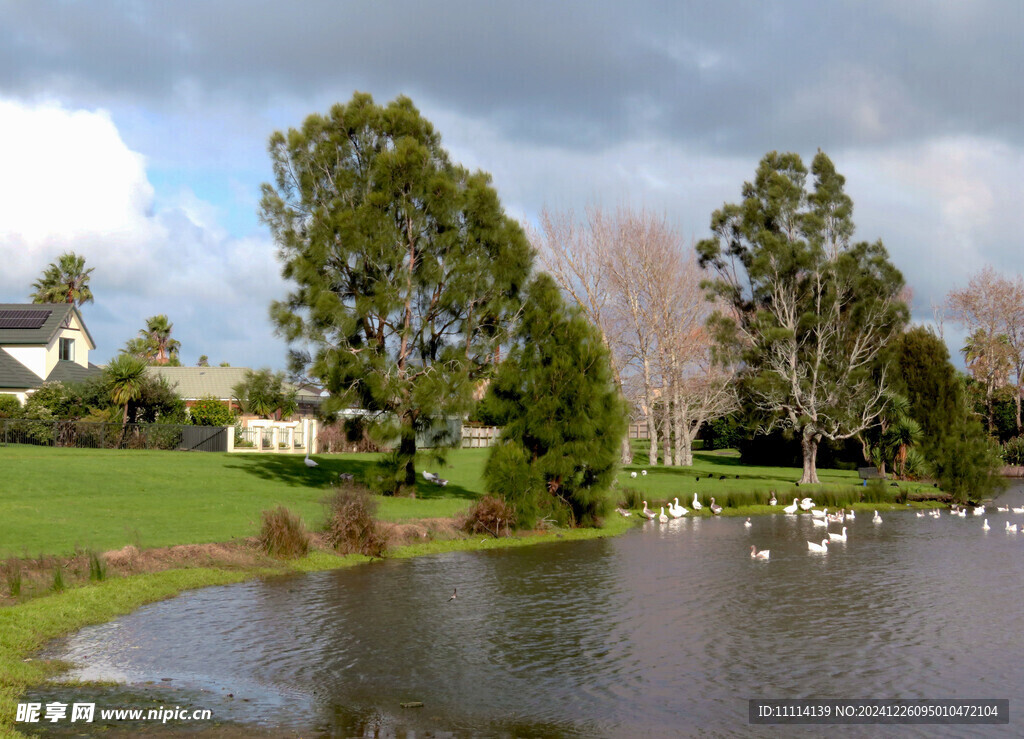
[260,93,532,493]
[483,274,628,528]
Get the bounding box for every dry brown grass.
[257,506,311,559]
[461,495,515,538]
[323,482,388,557]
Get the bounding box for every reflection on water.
[49,485,1024,737]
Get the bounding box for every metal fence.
[0,419,228,452]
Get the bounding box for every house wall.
[3,346,46,380]
[44,313,92,376]
[0,389,28,404]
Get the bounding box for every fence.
[461,425,501,448]
[0,419,228,452]
[234,425,307,452]
[628,422,651,440]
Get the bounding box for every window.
[59,338,74,362]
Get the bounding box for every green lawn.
[0,446,491,557]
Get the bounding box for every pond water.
[46,485,1024,737]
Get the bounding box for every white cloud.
[0,98,288,368]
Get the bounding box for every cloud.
[0,99,288,368]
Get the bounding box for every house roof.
[145,366,323,403]
[0,348,42,389]
[0,303,96,348]
[48,360,103,385]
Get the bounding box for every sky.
[1,0,1022,369]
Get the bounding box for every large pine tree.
[483,274,627,527]
[260,93,533,493]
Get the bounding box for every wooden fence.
[462,425,501,448]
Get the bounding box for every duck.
[807,539,829,553]
[750,545,770,560]
[744,517,752,528]
[1006,521,1018,533]
[692,493,702,511]
[783,498,799,514]
[658,507,669,524]
[982,519,990,531]
[769,492,777,506]
[872,510,882,523]
[828,526,848,542]
[641,501,656,520]
[709,497,723,515]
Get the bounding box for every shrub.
[258,507,311,558]
[88,550,107,582]
[0,394,21,418]
[4,562,21,597]
[1002,436,1024,465]
[323,483,388,557]
[52,565,66,592]
[189,396,237,427]
[462,495,515,537]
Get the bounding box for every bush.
[323,483,388,557]
[701,416,745,450]
[88,550,107,582]
[51,565,66,593]
[0,394,21,418]
[258,507,311,558]
[189,396,237,427]
[1002,436,1024,465]
[4,562,21,597]
[462,495,515,537]
[931,416,1005,503]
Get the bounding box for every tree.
[30,252,95,306]
[697,151,907,483]
[890,327,962,455]
[482,274,628,528]
[260,92,533,493]
[197,355,210,367]
[232,368,297,420]
[105,353,148,425]
[947,267,1024,433]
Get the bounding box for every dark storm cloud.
[2,1,1023,154]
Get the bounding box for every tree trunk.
[678,425,695,467]
[620,435,633,465]
[661,397,672,467]
[799,426,821,484]
[1016,387,1021,434]
[646,405,658,467]
[672,385,683,466]
[986,383,995,434]
[398,419,417,496]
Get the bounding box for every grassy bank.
[0,518,633,737]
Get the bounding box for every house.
[0,303,101,403]
[144,366,325,418]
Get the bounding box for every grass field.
[0,442,936,557]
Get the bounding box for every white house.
[0,303,100,403]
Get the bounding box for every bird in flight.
[447,588,457,602]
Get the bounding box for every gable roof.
[0,303,96,348]
[0,348,43,389]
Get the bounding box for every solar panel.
[0,309,52,329]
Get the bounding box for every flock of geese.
[631,495,1024,560]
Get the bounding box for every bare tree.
[947,267,1024,433]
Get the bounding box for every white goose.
[784,498,799,514]
[744,517,752,528]
[811,507,828,518]
[641,470,648,476]
[846,509,856,520]
[1012,506,1024,514]
[828,526,848,542]
[807,539,829,553]
[304,452,318,468]
[811,516,828,527]
[630,471,637,478]
[800,498,815,511]
[709,497,723,515]
[916,511,925,517]
[668,497,683,517]
[692,493,702,511]
[872,510,883,523]
[973,505,985,516]
[996,505,1009,512]
[769,492,777,506]
[658,507,669,524]
[1006,521,1018,533]
[641,501,656,520]
[750,545,770,560]
[982,519,990,531]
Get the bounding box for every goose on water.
[1006,521,1018,533]
[811,516,828,527]
[982,519,990,531]
[916,511,925,517]
[658,507,669,524]
[811,507,827,518]
[783,498,799,514]
[641,501,656,520]
[996,505,1009,512]
[692,493,702,511]
[744,517,752,528]
[1013,506,1024,514]
[807,539,829,553]
[872,511,883,523]
[846,509,856,519]
[750,545,770,560]
[800,498,815,511]
[709,497,723,515]
[828,526,848,542]
[973,506,985,516]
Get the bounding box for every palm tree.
[30,252,95,306]
[138,315,181,365]
[105,353,148,425]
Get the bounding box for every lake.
[44,485,1024,736]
